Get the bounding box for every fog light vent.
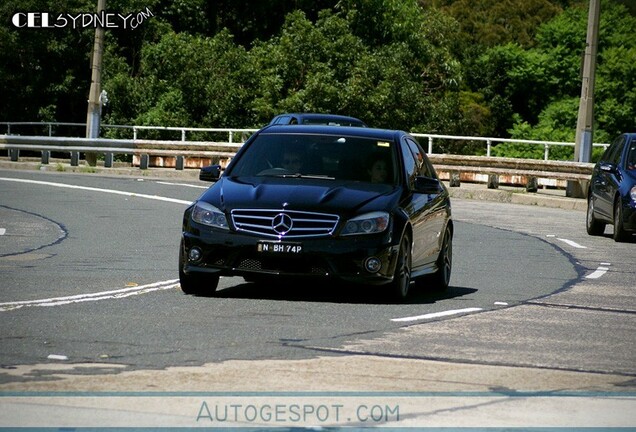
[188,247,202,262]
[364,257,382,273]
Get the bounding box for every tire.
[178,241,219,296]
[389,234,412,301]
[586,196,606,236]
[613,199,628,242]
[429,226,452,292]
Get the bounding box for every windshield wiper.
[264,173,335,180]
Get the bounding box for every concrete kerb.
[0,158,587,211]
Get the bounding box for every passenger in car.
[628,147,636,170]
[366,153,390,184]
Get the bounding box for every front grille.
[231,209,339,239]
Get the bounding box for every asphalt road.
[0,167,634,427]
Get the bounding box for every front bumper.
[181,228,400,285]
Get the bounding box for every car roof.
[269,113,367,126]
[260,124,404,140]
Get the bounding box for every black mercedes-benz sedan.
[587,132,636,242]
[180,125,453,300]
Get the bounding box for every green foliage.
[2,0,635,158]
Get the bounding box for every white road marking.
[0,177,192,205]
[47,354,69,361]
[556,238,587,249]
[494,302,508,306]
[0,279,179,312]
[586,266,610,279]
[391,307,483,323]
[0,178,191,311]
[156,181,208,189]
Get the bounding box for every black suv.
[180,125,452,300]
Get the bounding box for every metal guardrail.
[0,135,240,169]
[427,154,593,192]
[0,134,595,193]
[0,121,609,160]
[0,122,258,144]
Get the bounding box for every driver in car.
[281,149,303,173]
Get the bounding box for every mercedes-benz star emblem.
[272,213,293,235]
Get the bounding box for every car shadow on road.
[211,278,477,305]
[600,232,636,243]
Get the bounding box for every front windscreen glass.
[228,133,398,185]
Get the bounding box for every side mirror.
[199,165,222,182]
[414,176,442,194]
[599,163,618,175]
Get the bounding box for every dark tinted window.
[400,139,417,188]
[229,133,398,185]
[605,136,626,165]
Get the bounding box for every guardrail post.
[9,148,19,162]
[544,144,549,161]
[104,152,114,168]
[428,137,433,154]
[487,174,499,189]
[526,177,539,193]
[48,124,53,137]
[449,171,461,187]
[229,131,233,144]
[176,155,184,170]
[487,140,492,157]
[70,151,80,166]
[140,154,149,170]
[133,127,138,140]
[181,129,186,141]
[41,151,50,165]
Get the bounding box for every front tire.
[179,241,219,296]
[586,196,605,236]
[389,234,412,301]
[613,199,628,242]
[430,226,452,291]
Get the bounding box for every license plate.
[257,241,303,254]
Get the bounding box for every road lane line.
[391,307,483,323]
[156,181,208,189]
[0,279,179,312]
[556,238,587,249]
[586,266,610,279]
[0,177,192,205]
[0,228,5,235]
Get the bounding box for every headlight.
[341,211,390,236]
[191,201,229,229]
[631,186,636,203]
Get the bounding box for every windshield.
[228,133,398,185]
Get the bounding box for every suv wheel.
[586,196,606,236]
[613,199,628,242]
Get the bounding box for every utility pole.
[85,0,106,167]
[568,0,600,198]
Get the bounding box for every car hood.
[200,176,401,215]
